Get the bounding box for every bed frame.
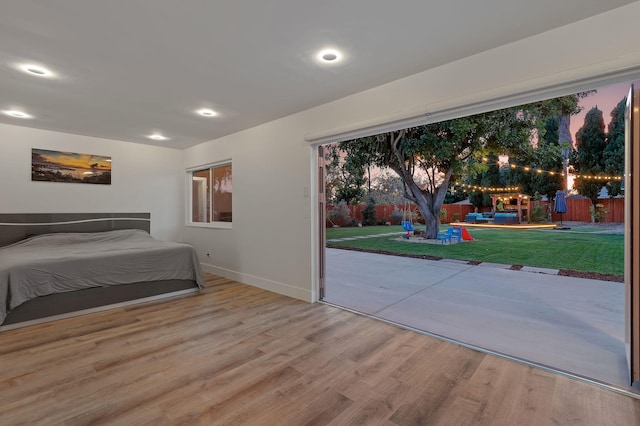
[0,213,200,331]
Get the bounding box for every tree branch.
[402,186,418,203]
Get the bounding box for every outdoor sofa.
[465,213,492,223]
[493,212,519,224]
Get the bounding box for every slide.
[454,225,474,241]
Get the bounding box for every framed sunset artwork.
[31,148,111,185]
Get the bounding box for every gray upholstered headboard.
[0,213,151,247]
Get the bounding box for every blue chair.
[436,227,462,244]
[436,228,454,244]
[450,227,462,243]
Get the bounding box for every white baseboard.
[201,263,313,302]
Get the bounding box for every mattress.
[0,229,204,324]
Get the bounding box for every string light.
[455,183,520,192]
[574,174,623,181]
[476,158,623,181]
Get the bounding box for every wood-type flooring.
[1,273,639,425]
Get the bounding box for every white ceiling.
[0,0,635,149]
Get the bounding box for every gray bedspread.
[0,229,204,324]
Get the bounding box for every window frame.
[186,160,232,229]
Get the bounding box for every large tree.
[324,142,370,205]
[557,91,593,145]
[604,98,626,197]
[503,93,588,199]
[322,143,343,204]
[542,90,592,146]
[344,106,537,238]
[573,106,607,205]
[340,94,589,238]
[526,116,566,200]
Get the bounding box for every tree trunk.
[386,131,451,239]
[558,114,573,145]
[413,194,439,239]
[403,173,451,239]
[423,208,440,239]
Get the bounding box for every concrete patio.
[325,248,629,388]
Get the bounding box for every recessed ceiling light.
[3,110,33,119]
[317,48,343,64]
[147,134,168,141]
[18,64,55,78]
[197,108,218,117]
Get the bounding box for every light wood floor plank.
[1,273,639,425]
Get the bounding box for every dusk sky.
[569,79,640,145]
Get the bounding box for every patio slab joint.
[521,265,560,275]
[476,262,513,270]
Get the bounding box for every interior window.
[189,162,232,225]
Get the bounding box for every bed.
[0,213,204,330]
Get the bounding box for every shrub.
[530,203,547,223]
[529,192,547,223]
[361,196,377,226]
[328,200,353,226]
[589,203,609,223]
[439,207,448,223]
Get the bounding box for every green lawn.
[327,225,623,276]
[326,225,405,239]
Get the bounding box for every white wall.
[0,124,184,241]
[184,121,313,301]
[183,2,640,303]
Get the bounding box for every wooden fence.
[326,197,624,227]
